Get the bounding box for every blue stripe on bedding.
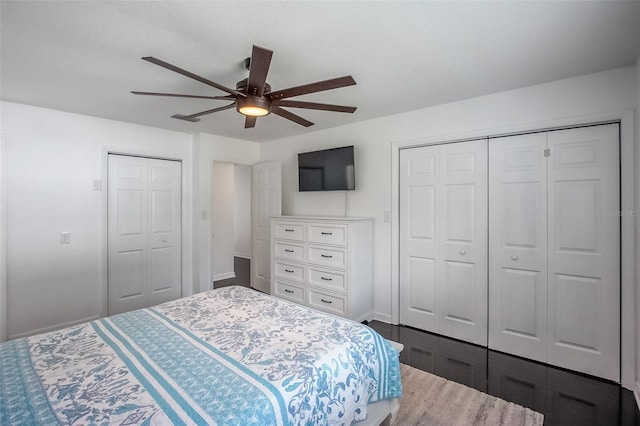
[372,330,387,401]
[0,339,57,426]
[146,307,290,425]
[363,325,400,402]
[91,321,186,425]
[108,309,286,425]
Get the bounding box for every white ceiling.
[2,1,639,142]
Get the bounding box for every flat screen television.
[298,145,355,191]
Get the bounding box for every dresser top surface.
[271,215,374,222]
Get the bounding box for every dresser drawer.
[273,281,305,304]
[273,223,305,241]
[308,267,347,293]
[307,224,347,245]
[273,261,305,283]
[308,245,347,269]
[308,290,347,317]
[273,241,305,262]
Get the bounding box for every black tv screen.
[298,146,355,191]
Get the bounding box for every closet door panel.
[148,158,182,306]
[547,124,620,382]
[442,261,476,323]
[437,140,488,346]
[500,268,544,338]
[400,146,439,330]
[400,140,488,346]
[489,133,548,362]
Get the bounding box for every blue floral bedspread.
[0,286,402,425]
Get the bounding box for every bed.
[0,286,402,425]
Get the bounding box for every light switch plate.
[60,232,70,244]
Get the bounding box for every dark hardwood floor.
[369,321,640,426]
[213,257,251,289]
[213,258,639,425]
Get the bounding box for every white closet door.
[400,145,439,332]
[108,155,181,315]
[547,124,620,382]
[400,140,488,346]
[488,123,620,382]
[147,158,182,307]
[489,133,548,362]
[251,161,281,294]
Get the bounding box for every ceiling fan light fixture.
[237,96,271,117]
[134,46,357,128]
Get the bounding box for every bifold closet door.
[489,123,620,382]
[488,133,548,363]
[400,139,488,346]
[546,125,620,382]
[108,155,182,315]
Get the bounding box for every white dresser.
[270,216,373,322]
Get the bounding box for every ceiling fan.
[132,45,357,128]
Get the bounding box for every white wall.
[234,164,251,259]
[212,162,235,280]
[1,101,194,339]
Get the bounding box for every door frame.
[391,110,636,390]
[101,147,191,318]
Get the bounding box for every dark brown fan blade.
[171,102,236,122]
[273,100,356,113]
[142,57,243,97]
[247,46,273,97]
[271,106,314,127]
[132,91,236,101]
[244,116,257,128]
[268,76,356,101]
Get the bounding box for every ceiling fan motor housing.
[236,77,271,94]
[236,95,271,116]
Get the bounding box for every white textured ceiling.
[2,1,639,142]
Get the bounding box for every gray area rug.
[396,364,544,425]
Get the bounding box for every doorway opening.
[211,162,252,287]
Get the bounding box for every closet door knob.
[459,250,466,255]
[511,255,518,261]
[162,238,167,243]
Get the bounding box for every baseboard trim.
[9,315,102,340]
[373,312,394,324]
[213,272,236,281]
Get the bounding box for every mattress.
[0,286,402,425]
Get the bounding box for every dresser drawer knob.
[511,255,518,261]
[321,276,333,281]
[285,269,294,273]
[285,229,294,232]
[284,289,294,294]
[321,232,333,235]
[320,298,333,304]
[284,249,294,253]
[321,254,333,258]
